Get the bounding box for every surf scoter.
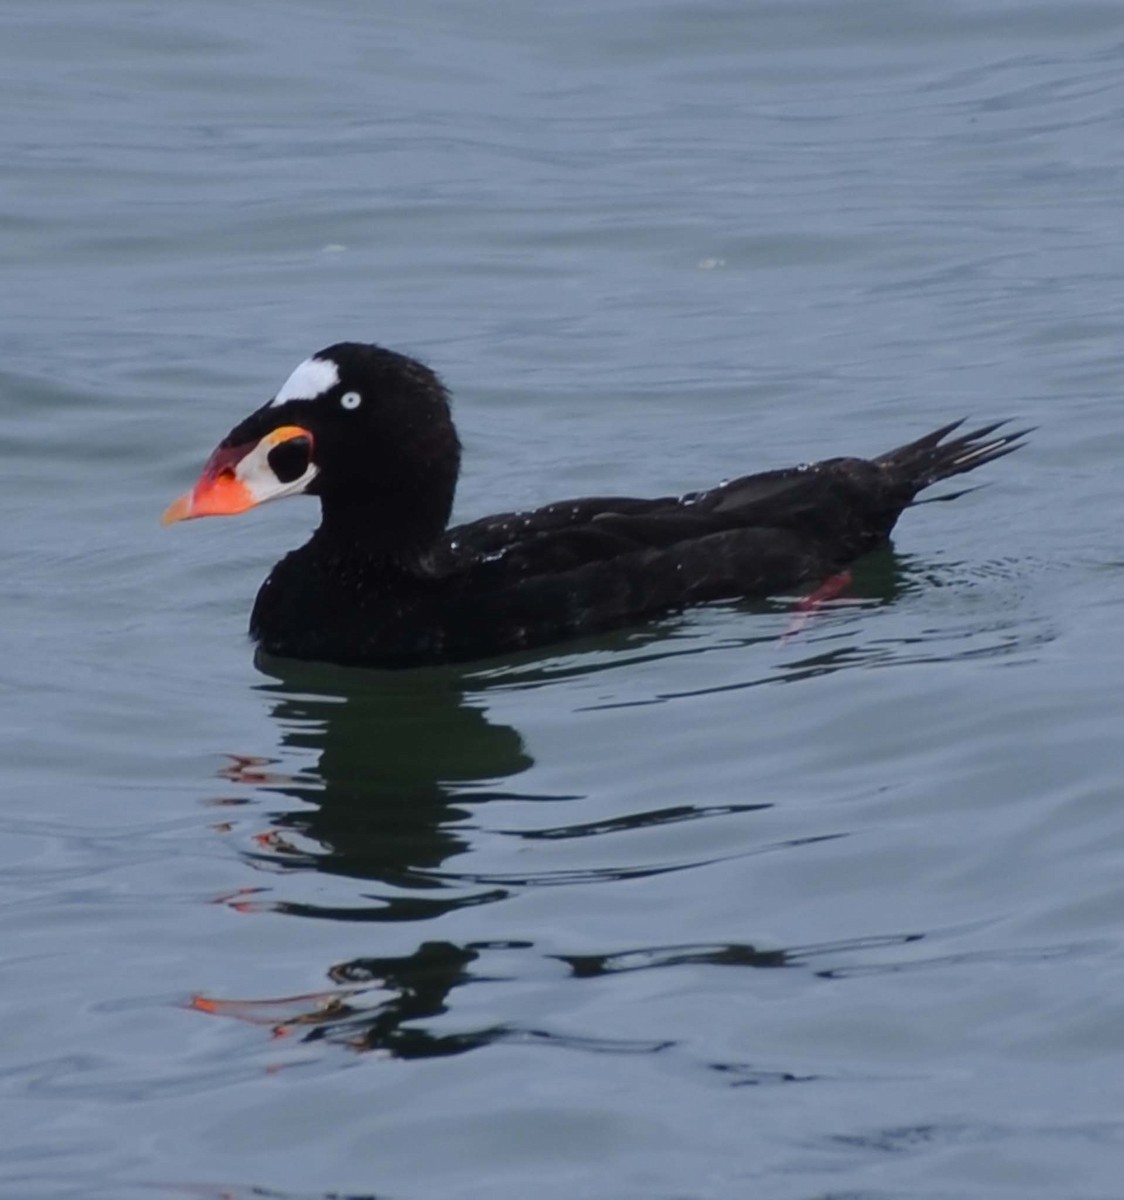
[163,342,1028,668]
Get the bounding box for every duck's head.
[163,343,461,550]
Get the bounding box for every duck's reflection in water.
[204,654,698,1058]
[198,559,924,1063]
[239,657,536,920]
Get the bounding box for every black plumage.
[170,343,1029,668]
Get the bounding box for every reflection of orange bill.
[188,988,361,1028]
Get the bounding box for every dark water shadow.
[239,659,536,915]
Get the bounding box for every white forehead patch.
[269,357,339,407]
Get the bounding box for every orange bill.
[163,425,313,524]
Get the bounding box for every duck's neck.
[311,499,444,571]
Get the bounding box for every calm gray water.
[3,2,1123,1197]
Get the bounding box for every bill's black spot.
[268,436,312,484]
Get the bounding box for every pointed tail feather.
[876,419,1032,495]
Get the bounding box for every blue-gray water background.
[3,2,1123,1197]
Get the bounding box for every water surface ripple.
[3,2,1124,1197]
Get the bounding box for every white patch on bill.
[237,436,320,505]
[269,357,339,407]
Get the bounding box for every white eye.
[340,391,362,411]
